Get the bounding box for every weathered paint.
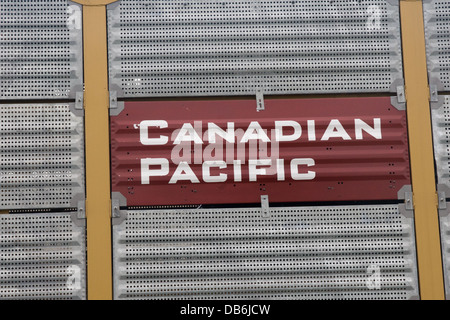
[111,97,410,206]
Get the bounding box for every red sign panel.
[111,97,410,206]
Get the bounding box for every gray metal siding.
[431,96,450,189]
[108,0,403,97]
[113,204,419,300]
[0,0,83,100]
[440,209,450,299]
[0,103,84,210]
[424,0,450,90]
[0,212,86,300]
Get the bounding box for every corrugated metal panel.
[107,0,403,97]
[113,204,419,300]
[0,212,86,300]
[430,97,450,298]
[431,96,450,188]
[433,97,450,298]
[440,209,450,299]
[0,0,83,100]
[0,103,84,210]
[423,0,450,90]
[111,97,410,206]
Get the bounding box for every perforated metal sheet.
[0,104,84,210]
[113,205,419,300]
[430,96,450,299]
[0,212,86,300]
[423,0,450,90]
[431,96,450,189]
[440,208,450,299]
[0,0,83,100]
[108,0,403,97]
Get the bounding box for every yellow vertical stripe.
[82,4,113,300]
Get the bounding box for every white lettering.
[207,123,235,143]
[355,118,382,140]
[141,158,169,184]
[249,159,272,182]
[139,120,168,145]
[321,119,352,141]
[291,158,316,180]
[169,162,200,184]
[173,123,203,145]
[233,160,242,182]
[307,120,316,141]
[202,161,227,183]
[274,121,302,142]
[240,122,270,143]
[277,159,285,181]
